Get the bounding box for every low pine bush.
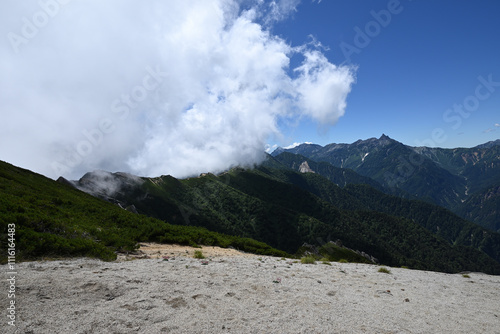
[193,250,205,259]
[300,255,316,264]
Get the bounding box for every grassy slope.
[0,161,288,263]
[106,167,500,274]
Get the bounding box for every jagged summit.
[271,143,322,157]
[350,134,395,148]
[272,135,396,157]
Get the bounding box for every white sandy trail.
[2,245,500,333]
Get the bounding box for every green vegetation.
[259,159,500,272]
[268,152,384,192]
[193,250,205,259]
[70,161,500,274]
[273,138,500,233]
[378,267,391,274]
[0,161,289,263]
[456,184,500,233]
[3,155,500,276]
[300,255,316,264]
[318,243,372,264]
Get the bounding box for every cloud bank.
[0,0,355,179]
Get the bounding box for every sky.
[1,0,499,180]
[272,0,500,149]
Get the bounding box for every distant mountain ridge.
[272,135,500,232]
[68,158,500,274]
[4,134,499,274]
[475,139,500,149]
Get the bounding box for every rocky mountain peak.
[298,161,315,173]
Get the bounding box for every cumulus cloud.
[294,50,355,124]
[0,0,355,179]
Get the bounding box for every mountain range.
[1,135,499,275]
[60,136,500,274]
[272,135,500,233]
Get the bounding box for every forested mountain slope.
[69,164,500,274]
[0,161,287,263]
[273,136,500,231]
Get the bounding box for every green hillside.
[0,161,288,263]
[277,136,467,208]
[5,157,499,274]
[456,184,500,232]
[276,136,500,231]
[267,167,500,263]
[267,152,385,192]
[73,165,500,274]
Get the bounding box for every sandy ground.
[2,244,500,334]
[117,243,263,261]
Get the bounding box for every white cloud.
[294,50,356,124]
[283,141,312,149]
[495,123,500,127]
[283,142,302,149]
[0,0,355,179]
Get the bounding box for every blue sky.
[271,0,500,148]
